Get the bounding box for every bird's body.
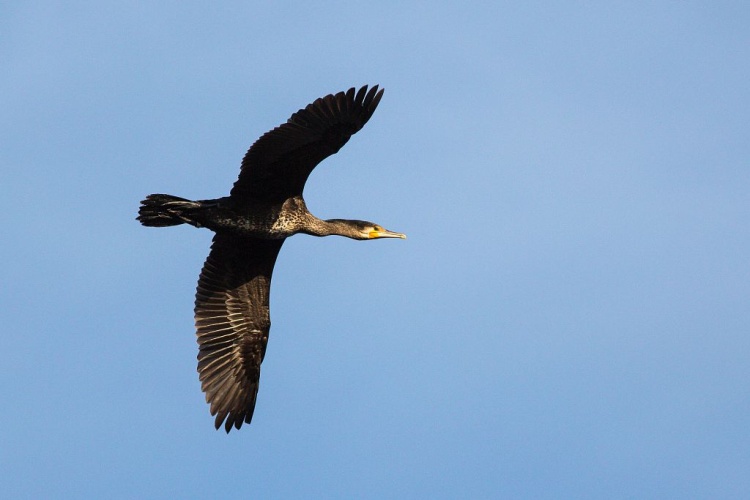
[138,86,404,432]
[142,194,312,237]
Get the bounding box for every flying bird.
[138,85,405,432]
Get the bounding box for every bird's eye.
[374,225,382,231]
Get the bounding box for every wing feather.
[194,234,284,432]
[229,85,384,204]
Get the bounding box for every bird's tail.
[137,194,202,227]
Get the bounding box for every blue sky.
[2,1,749,498]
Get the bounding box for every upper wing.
[194,234,284,432]
[229,85,384,205]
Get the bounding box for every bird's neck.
[304,217,360,239]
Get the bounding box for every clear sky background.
[2,2,749,498]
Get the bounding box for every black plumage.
[138,86,405,432]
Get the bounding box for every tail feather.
[137,194,201,227]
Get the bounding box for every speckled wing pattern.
[230,85,384,204]
[194,234,284,432]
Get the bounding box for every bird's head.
[327,219,406,240]
[364,222,406,240]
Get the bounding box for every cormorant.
[138,85,405,432]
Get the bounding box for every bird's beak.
[369,228,407,239]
